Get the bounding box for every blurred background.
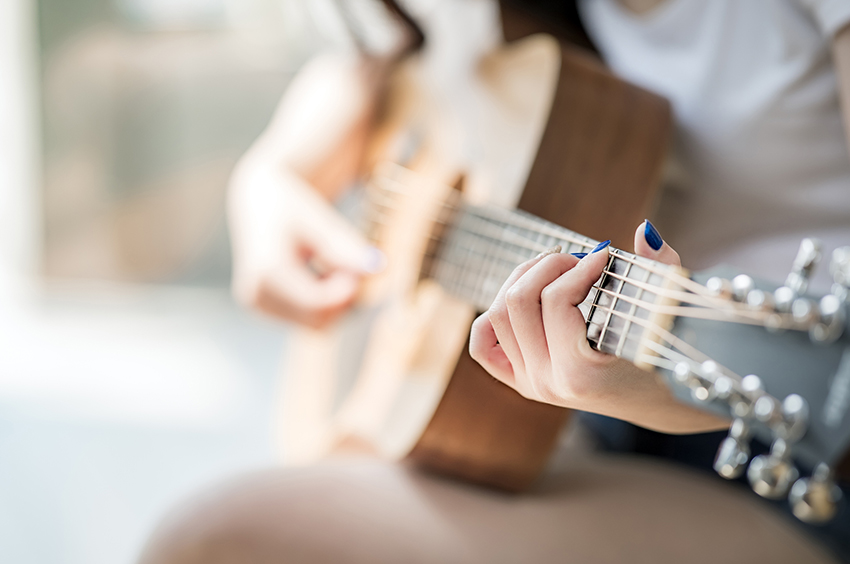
[0,1,333,562]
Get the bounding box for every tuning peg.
[776,394,809,442]
[727,374,763,418]
[789,463,842,524]
[785,238,822,295]
[748,438,800,499]
[774,285,796,314]
[714,418,751,479]
[753,395,780,426]
[745,289,774,311]
[831,246,850,302]
[792,297,818,325]
[706,276,732,299]
[810,293,847,344]
[732,275,755,302]
[673,361,718,403]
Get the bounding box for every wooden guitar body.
[278,37,672,491]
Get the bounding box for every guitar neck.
[430,204,683,367]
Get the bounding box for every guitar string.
[369,170,719,303]
[465,205,754,306]
[434,225,798,333]
[440,221,797,328]
[439,213,806,330]
[462,202,749,308]
[364,191,804,330]
[594,286,804,328]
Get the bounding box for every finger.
[469,312,516,386]
[505,253,580,371]
[540,247,611,355]
[298,192,385,274]
[238,265,360,328]
[634,220,680,267]
[488,246,563,369]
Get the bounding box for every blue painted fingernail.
[363,247,387,273]
[644,220,663,251]
[571,252,587,259]
[592,240,611,253]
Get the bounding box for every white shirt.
[579,0,850,291]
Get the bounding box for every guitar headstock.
[644,239,850,524]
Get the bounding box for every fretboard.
[430,204,679,364]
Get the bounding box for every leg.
[139,454,837,564]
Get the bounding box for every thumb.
[634,220,680,267]
[299,205,386,275]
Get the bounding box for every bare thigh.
[138,454,836,564]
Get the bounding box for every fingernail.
[592,240,611,253]
[534,245,562,259]
[571,252,587,259]
[644,220,663,251]
[363,247,387,273]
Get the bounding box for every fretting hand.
[469,221,727,434]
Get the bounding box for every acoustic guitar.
[277,37,850,524]
[277,35,669,486]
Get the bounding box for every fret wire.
[470,217,509,305]
[467,217,493,301]
[458,215,477,302]
[595,253,622,352]
[610,259,634,356]
[439,224,520,302]
[448,226,514,302]
[457,215,483,298]
[474,215,510,306]
[616,265,652,358]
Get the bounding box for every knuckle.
[504,284,526,309]
[540,283,562,307]
[488,305,509,332]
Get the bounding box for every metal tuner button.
[810,294,846,344]
[713,419,751,480]
[785,238,823,295]
[830,246,850,302]
[731,275,755,302]
[748,438,799,500]
[789,463,842,524]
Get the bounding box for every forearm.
[240,52,378,201]
[585,359,730,435]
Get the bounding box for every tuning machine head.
[673,362,715,403]
[714,418,751,479]
[785,238,823,295]
[706,276,732,300]
[748,438,800,499]
[732,275,755,302]
[789,463,843,524]
[830,246,850,302]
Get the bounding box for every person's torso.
[581,0,850,291]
